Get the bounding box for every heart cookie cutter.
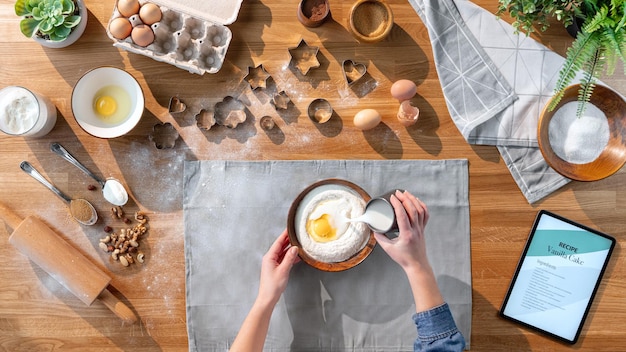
[342,59,367,86]
[168,96,187,114]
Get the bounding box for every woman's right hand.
[374,190,431,273]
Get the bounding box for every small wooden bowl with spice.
[348,0,394,43]
[297,0,330,28]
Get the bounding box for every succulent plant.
[15,0,82,42]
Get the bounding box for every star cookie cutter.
[244,64,271,90]
[288,39,320,75]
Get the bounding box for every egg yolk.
[94,95,117,117]
[307,214,337,243]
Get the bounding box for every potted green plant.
[497,0,581,34]
[497,0,626,116]
[15,0,88,48]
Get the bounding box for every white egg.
[354,108,382,130]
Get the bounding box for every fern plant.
[499,0,626,117]
[549,0,626,116]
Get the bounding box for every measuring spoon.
[50,143,128,206]
[20,161,98,226]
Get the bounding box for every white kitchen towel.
[184,159,472,351]
[409,0,572,203]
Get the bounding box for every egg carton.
[107,0,243,75]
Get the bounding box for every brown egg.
[139,3,162,25]
[353,109,382,130]
[391,79,417,101]
[117,0,140,17]
[131,25,155,47]
[109,17,132,40]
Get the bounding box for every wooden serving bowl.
[538,84,626,181]
[287,179,376,272]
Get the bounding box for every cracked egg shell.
[390,79,417,101]
[397,100,419,126]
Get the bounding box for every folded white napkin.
[409,0,573,203]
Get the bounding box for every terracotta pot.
[33,0,88,48]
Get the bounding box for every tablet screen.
[499,210,615,344]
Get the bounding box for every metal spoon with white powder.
[50,143,128,206]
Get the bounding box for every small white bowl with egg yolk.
[288,178,376,272]
[71,66,144,138]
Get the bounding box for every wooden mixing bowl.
[537,84,626,181]
[287,178,376,272]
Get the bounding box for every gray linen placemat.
[184,160,471,351]
[409,0,572,203]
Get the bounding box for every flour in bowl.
[296,187,369,263]
[549,102,609,164]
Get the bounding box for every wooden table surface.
[1,0,625,351]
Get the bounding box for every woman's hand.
[257,229,300,306]
[374,190,444,313]
[374,190,430,272]
[230,229,300,352]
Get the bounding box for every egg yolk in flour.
[305,199,352,243]
[307,214,337,242]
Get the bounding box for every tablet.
[499,210,615,344]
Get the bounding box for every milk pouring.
[345,190,400,235]
[362,198,396,233]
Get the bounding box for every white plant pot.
[33,0,88,48]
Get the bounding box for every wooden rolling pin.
[0,202,137,324]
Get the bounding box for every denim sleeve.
[413,303,466,352]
